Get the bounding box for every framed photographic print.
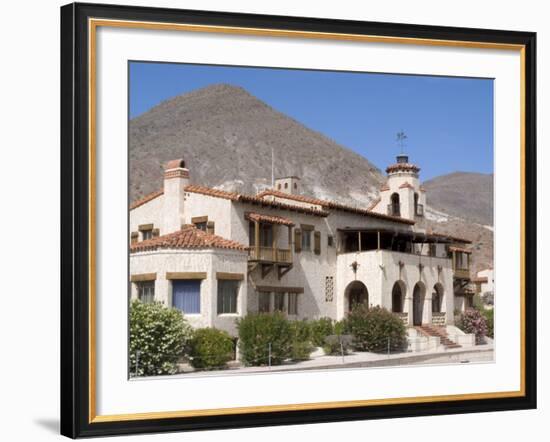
[60,2,537,438]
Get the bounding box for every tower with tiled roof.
[373,154,426,221]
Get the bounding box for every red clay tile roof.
[399,181,414,189]
[386,163,420,174]
[431,232,472,244]
[129,189,164,210]
[185,185,330,217]
[472,276,488,283]
[130,225,247,253]
[256,189,414,225]
[130,185,414,225]
[185,184,241,201]
[326,201,415,224]
[367,197,381,211]
[256,189,325,206]
[245,212,295,226]
[449,246,472,254]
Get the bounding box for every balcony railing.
[454,268,470,280]
[387,204,401,217]
[249,247,292,264]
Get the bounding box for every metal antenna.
[396,130,408,153]
[271,146,275,188]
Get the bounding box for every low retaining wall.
[431,312,446,326]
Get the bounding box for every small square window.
[136,280,155,303]
[274,292,285,312]
[288,293,298,315]
[194,221,207,231]
[259,292,271,313]
[301,230,312,250]
[142,229,153,241]
[218,280,239,314]
[327,235,334,247]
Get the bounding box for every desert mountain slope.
[423,172,494,226]
[130,84,384,203]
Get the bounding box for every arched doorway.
[432,283,444,313]
[345,281,368,314]
[390,193,400,217]
[412,282,426,326]
[391,281,406,313]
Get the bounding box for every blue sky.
[130,62,493,181]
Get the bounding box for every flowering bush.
[129,300,193,376]
[345,305,407,353]
[457,309,488,344]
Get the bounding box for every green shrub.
[456,309,488,344]
[482,309,494,338]
[345,305,407,353]
[472,294,485,311]
[129,300,192,376]
[289,320,314,361]
[322,320,352,355]
[237,313,292,366]
[310,317,334,347]
[188,328,235,370]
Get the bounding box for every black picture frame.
[61,2,537,438]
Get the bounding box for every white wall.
[130,249,248,335]
[129,194,165,237]
[2,1,546,442]
[478,268,495,293]
[336,250,454,324]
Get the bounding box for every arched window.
[412,282,426,326]
[432,283,444,313]
[391,281,405,313]
[390,193,400,216]
[344,281,368,314]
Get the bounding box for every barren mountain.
[423,172,494,226]
[129,84,493,274]
[130,84,384,203]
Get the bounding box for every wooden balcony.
[248,246,293,279]
[249,246,292,264]
[454,268,471,280]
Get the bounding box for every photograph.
[128,62,496,378]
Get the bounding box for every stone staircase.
[415,325,461,349]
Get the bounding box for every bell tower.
[374,153,426,221]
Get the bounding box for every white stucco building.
[129,155,475,340]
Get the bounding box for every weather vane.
[396,130,408,154]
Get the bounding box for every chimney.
[163,159,189,234]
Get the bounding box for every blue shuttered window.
[172,280,201,314]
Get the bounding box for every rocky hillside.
[423,172,493,226]
[130,84,384,204]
